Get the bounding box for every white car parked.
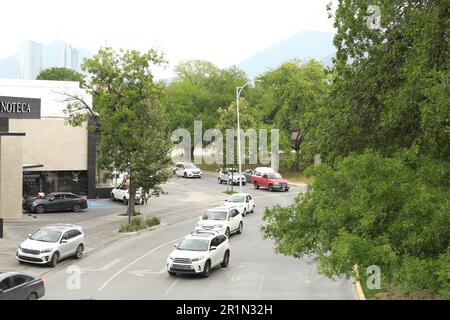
[195,206,243,238]
[16,224,85,267]
[224,193,255,216]
[110,183,144,205]
[174,162,202,178]
[217,168,246,185]
[167,231,230,277]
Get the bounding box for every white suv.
[174,162,202,178]
[218,168,246,185]
[16,224,85,267]
[167,231,230,277]
[224,193,255,216]
[195,206,243,238]
[110,183,144,205]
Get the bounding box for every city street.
[9,175,356,300]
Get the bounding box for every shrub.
[119,216,161,233]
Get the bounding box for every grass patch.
[119,216,160,233]
[223,190,238,195]
[119,210,142,217]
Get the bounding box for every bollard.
[0,218,3,238]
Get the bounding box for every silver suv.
[16,224,85,267]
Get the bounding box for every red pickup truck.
[251,169,290,192]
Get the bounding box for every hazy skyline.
[1,0,337,78]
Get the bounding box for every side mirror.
[224,199,228,202]
[28,234,32,238]
[174,244,178,248]
[198,216,202,220]
[210,246,217,251]
[61,239,68,244]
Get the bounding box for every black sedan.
[23,192,88,214]
[0,272,45,300]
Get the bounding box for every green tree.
[315,0,450,164]
[36,67,85,86]
[250,60,329,171]
[65,47,171,222]
[166,60,248,158]
[262,150,450,297]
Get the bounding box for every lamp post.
[236,80,256,193]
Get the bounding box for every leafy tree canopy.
[36,67,85,86]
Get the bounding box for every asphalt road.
[33,175,355,299]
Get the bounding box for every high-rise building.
[19,41,44,79]
[62,46,79,71]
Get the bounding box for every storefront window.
[23,171,87,197]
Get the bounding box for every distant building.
[62,46,79,71]
[19,41,44,80]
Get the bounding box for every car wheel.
[35,205,45,214]
[243,182,246,186]
[269,184,274,192]
[110,193,115,201]
[123,197,128,205]
[285,188,290,192]
[251,205,255,213]
[237,222,243,234]
[74,244,84,259]
[184,172,187,178]
[27,292,38,300]
[221,251,230,268]
[73,203,81,212]
[202,260,211,278]
[242,209,247,217]
[218,178,222,184]
[168,271,176,276]
[225,227,230,238]
[254,182,259,189]
[49,251,59,267]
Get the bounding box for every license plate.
[173,264,192,270]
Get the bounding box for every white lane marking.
[128,267,166,276]
[96,236,184,292]
[83,258,122,272]
[164,278,179,296]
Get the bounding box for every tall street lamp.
[236,80,256,193]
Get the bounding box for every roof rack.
[41,223,81,229]
[191,230,219,236]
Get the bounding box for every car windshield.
[228,195,245,203]
[268,173,282,179]
[185,164,197,169]
[30,229,62,243]
[202,210,227,220]
[177,238,209,251]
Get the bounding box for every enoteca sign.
[0,96,41,119]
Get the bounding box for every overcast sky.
[1,0,336,78]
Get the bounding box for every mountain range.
[237,31,335,78]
